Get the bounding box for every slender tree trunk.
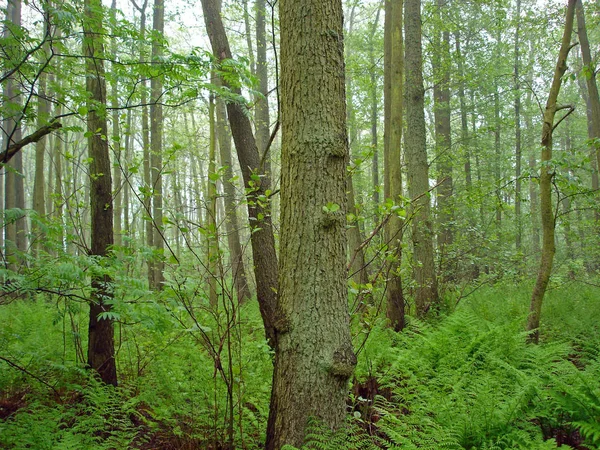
[527,0,576,344]
[207,93,219,307]
[432,0,453,274]
[494,83,502,226]
[455,31,471,190]
[150,0,165,288]
[255,0,271,175]
[83,0,117,385]
[110,0,122,247]
[266,0,356,446]
[514,0,523,252]
[576,0,600,228]
[3,0,26,270]
[215,86,252,303]
[370,2,383,210]
[200,0,280,347]
[405,0,439,316]
[385,0,405,330]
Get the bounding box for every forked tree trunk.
[527,0,576,344]
[266,0,356,447]
[83,0,117,385]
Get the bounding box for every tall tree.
[266,0,356,447]
[405,0,439,315]
[514,0,523,252]
[3,0,26,270]
[255,0,271,175]
[200,0,280,347]
[527,0,576,344]
[432,0,453,268]
[385,0,405,331]
[150,0,165,288]
[83,0,118,385]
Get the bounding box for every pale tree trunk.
[150,0,165,288]
[432,0,453,274]
[123,108,132,242]
[266,0,355,447]
[242,0,256,76]
[576,0,600,227]
[200,0,280,347]
[405,0,439,316]
[3,0,26,270]
[345,7,370,291]
[83,0,117,385]
[215,86,252,302]
[383,0,391,205]
[370,2,383,210]
[494,83,502,226]
[110,0,122,247]
[207,94,219,307]
[33,8,50,254]
[527,0,576,344]
[385,0,405,331]
[514,0,523,252]
[131,0,154,280]
[454,31,471,191]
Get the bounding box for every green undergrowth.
[1,279,599,449]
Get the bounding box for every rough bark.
[200,0,279,347]
[266,0,356,447]
[405,0,439,316]
[83,0,117,385]
[527,0,576,344]
[385,0,405,331]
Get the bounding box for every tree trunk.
[150,0,165,289]
[385,0,405,330]
[432,0,453,274]
[215,86,252,303]
[83,0,117,385]
[527,0,576,344]
[370,2,383,210]
[514,0,522,252]
[266,0,356,447]
[3,0,26,270]
[405,0,439,316]
[255,0,271,175]
[110,0,122,248]
[207,94,220,307]
[454,31,471,190]
[200,0,280,347]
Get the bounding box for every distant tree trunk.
[200,0,279,347]
[266,0,356,446]
[3,0,26,270]
[123,108,132,241]
[527,0,576,344]
[432,0,453,273]
[150,0,165,288]
[83,0,117,385]
[576,0,600,226]
[454,31,471,190]
[385,0,405,331]
[494,83,502,226]
[383,0,392,206]
[242,0,256,76]
[255,0,271,175]
[514,0,523,252]
[369,2,383,210]
[207,93,219,307]
[216,87,252,303]
[405,0,439,316]
[110,0,122,247]
[33,10,50,253]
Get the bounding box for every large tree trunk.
[266,1,355,447]
[527,0,576,344]
[385,0,405,331]
[83,0,117,385]
[200,0,279,347]
[150,0,165,288]
[404,0,439,316]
